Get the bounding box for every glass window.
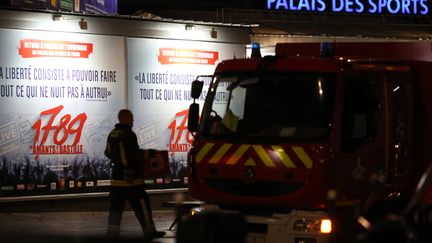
[341,75,381,152]
[202,72,336,143]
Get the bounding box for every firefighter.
[105,109,165,239]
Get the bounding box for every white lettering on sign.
[267,0,429,15]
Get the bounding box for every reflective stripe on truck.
[195,142,314,169]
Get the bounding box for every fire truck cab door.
[334,67,412,201]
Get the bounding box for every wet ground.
[0,210,177,243]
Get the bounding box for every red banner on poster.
[19,39,94,58]
[158,48,218,65]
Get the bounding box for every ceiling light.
[185,24,196,31]
[79,18,88,30]
[52,14,64,21]
[210,28,217,39]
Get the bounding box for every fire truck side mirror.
[191,80,204,99]
[188,103,200,132]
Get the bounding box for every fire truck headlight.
[320,219,332,234]
[293,218,332,234]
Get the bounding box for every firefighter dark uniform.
[105,122,164,238]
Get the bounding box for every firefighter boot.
[142,226,166,239]
[151,230,166,238]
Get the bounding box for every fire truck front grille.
[203,178,304,196]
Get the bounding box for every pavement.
[0,210,177,243]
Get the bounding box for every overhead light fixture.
[79,18,88,30]
[210,28,217,39]
[185,24,196,31]
[52,14,64,21]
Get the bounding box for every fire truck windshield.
[202,72,336,142]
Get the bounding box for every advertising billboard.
[128,38,245,188]
[0,28,126,195]
[0,28,247,196]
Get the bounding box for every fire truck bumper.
[244,210,330,243]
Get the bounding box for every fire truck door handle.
[394,121,406,177]
[188,150,197,182]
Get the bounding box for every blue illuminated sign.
[267,0,429,15]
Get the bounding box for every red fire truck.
[186,42,432,242]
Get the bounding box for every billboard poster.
[0,28,126,196]
[79,0,118,14]
[128,38,245,188]
[9,0,118,13]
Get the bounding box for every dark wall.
[118,0,267,14]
